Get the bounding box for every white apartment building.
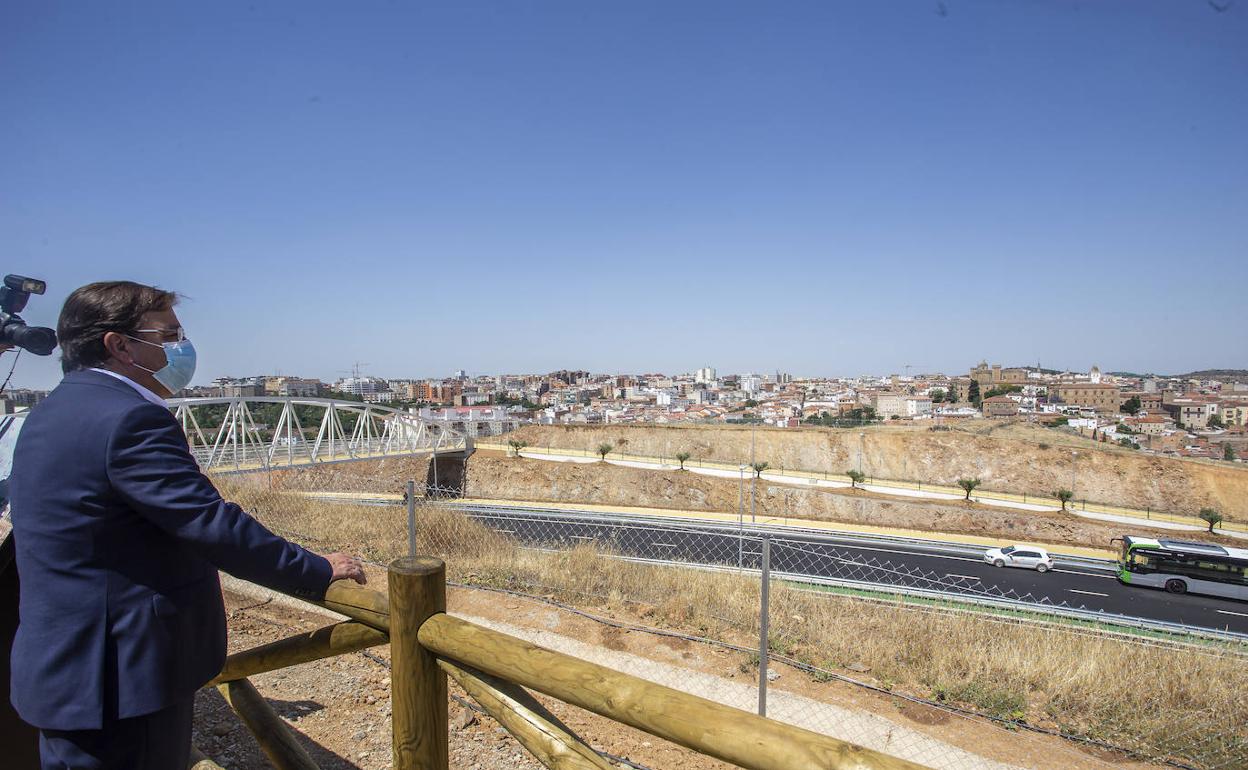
[695,366,717,384]
[337,376,388,396]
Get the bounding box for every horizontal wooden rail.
[209,621,388,686]
[438,658,615,770]
[316,579,392,631]
[249,572,929,769]
[418,613,927,770]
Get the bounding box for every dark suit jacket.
[8,369,332,730]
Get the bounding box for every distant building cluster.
[7,361,1246,462]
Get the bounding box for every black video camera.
[0,275,57,355]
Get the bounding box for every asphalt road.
[445,502,1248,636]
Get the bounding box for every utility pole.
[1070,451,1078,498]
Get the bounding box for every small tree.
[751,462,770,479]
[675,451,691,470]
[1055,489,1073,512]
[957,477,981,501]
[1199,507,1223,534]
[968,380,981,408]
[596,442,614,461]
[846,469,865,489]
[507,439,528,457]
[1121,396,1141,416]
[1225,444,1237,462]
[1208,414,1225,429]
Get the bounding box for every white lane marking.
[945,574,982,581]
[652,542,676,548]
[493,529,515,534]
[1068,589,1109,597]
[1055,570,1118,580]
[1216,609,1248,618]
[571,535,595,540]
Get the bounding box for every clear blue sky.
[2,1,1245,390]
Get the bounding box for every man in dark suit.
[9,281,367,769]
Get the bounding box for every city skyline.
[4,2,1246,390]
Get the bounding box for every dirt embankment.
[502,423,1248,519]
[466,455,1194,550]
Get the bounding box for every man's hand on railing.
[324,552,367,584]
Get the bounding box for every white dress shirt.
[89,367,167,407]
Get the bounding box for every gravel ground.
[195,591,548,770]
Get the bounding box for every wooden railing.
[202,557,930,770]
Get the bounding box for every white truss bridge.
[168,397,468,473]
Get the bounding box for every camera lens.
[4,323,57,355]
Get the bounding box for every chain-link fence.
[218,469,1248,770]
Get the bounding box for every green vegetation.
[968,380,981,407]
[1226,444,1237,462]
[846,469,865,489]
[1199,508,1223,534]
[1056,489,1074,512]
[751,462,770,479]
[674,451,691,470]
[1121,396,1141,416]
[1208,414,1225,429]
[1117,437,1140,450]
[507,439,528,457]
[596,442,614,461]
[930,388,946,403]
[802,407,879,427]
[495,394,543,410]
[982,384,1022,399]
[957,477,981,500]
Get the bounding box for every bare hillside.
[467,455,1205,550]
[503,423,1248,519]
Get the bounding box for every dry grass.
[221,478,1248,769]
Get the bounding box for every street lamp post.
[750,426,757,524]
[1070,451,1078,500]
[738,465,747,570]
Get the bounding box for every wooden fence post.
[389,556,448,770]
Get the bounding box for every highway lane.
[446,503,1248,636]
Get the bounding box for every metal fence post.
[406,480,417,557]
[758,536,771,718]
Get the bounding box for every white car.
[984,545,1054,573]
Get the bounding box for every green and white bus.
[1114,536,1248,600]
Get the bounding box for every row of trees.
[503,442,1229,533]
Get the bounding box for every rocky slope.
[502,423,1248,519]
[466,455,1199,550]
